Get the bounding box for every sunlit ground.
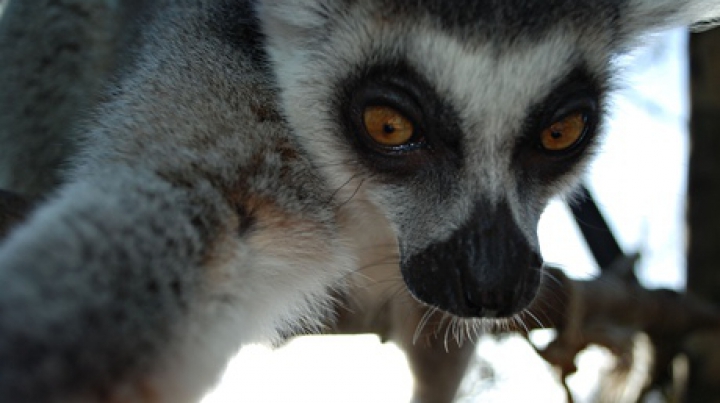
[202,29,688,403]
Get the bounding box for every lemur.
[0,0,719,402]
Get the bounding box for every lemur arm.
[0,169,239,402]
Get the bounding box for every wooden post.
[686,27,720,403]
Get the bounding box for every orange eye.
[540,112,587,152]
[363,106,415,147]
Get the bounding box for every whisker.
[542,268,565,287]
[463,319,474,343]
[453,319,464,345]
[325,173,359,206]
[336,178,366,210]
[523,308,547,329]
[413,306,438,345]
[443,315,453,352]
[513,313,531,335]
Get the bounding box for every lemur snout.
[401,201,543,318]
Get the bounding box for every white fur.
[630,0,720,29]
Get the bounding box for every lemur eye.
[363,106,415,147]
[540,112,588,152]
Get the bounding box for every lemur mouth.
[400,201,543,318]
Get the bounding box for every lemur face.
[257,0,719,318]
[329,44,605,319]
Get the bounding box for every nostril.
[465,288,529,318]
[465,290,513,318]
[531,253,543,269]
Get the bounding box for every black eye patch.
[513,66,605,183]
[336,62,465,179]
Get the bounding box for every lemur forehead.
[403,27,603,166]
[325,15,607,132]
[342,0,623,42]
[317,1,619,76]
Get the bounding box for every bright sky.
[202,29,689,403]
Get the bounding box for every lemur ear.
[626,0,720,33]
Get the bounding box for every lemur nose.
[463,252,544,318]
[400,200,543,319]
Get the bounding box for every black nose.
[400,201,543,318]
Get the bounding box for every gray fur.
[0,0,146,199]
[0,0,718,401]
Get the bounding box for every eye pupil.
[363,106,416,147]
[540,112,588,152]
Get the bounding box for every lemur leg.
[332,290,475,403]
[389,298,476,403]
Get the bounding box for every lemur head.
[255,0,720,318]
